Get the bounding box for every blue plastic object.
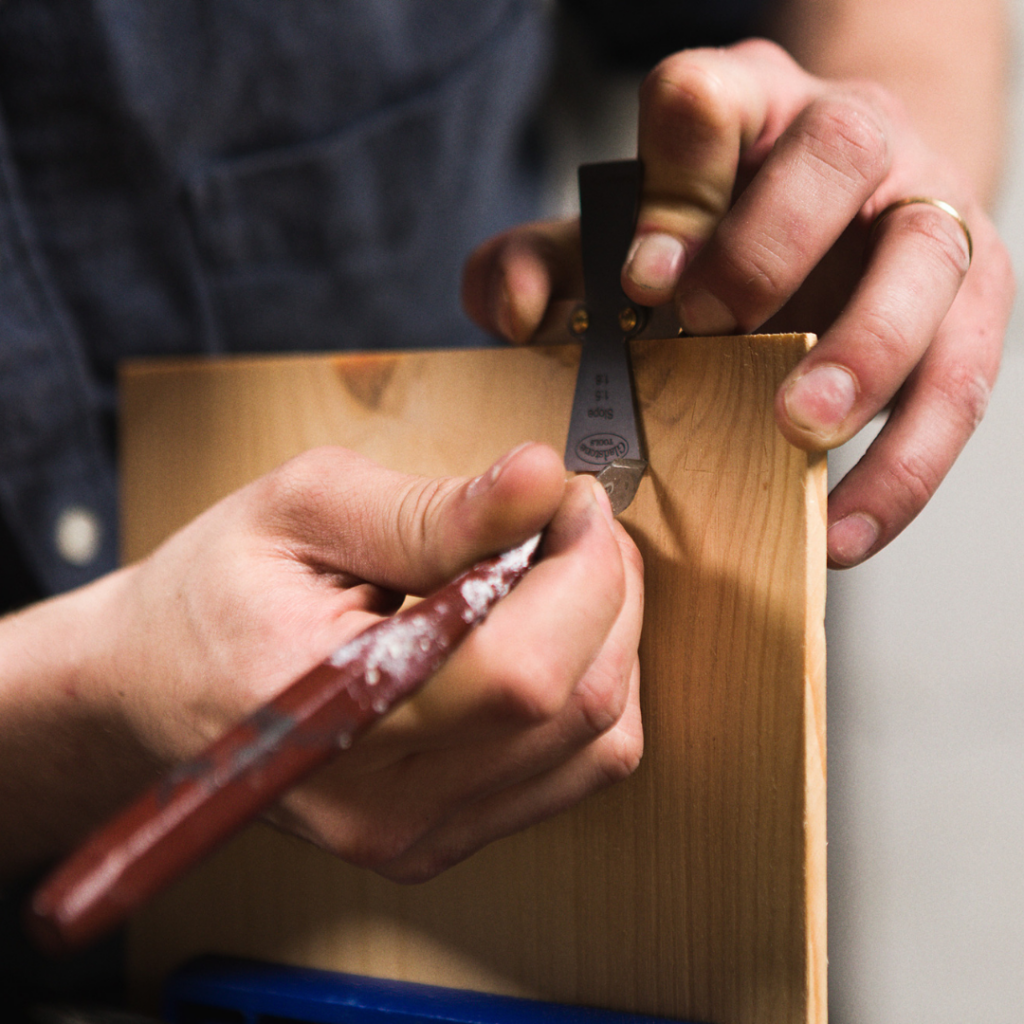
[164,955,696,1024]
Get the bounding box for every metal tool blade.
[564,160,648,515]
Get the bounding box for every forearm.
[767,0,1010,204]
[0,571,159,880]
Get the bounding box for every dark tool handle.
[578,160,644,330]
[27,537,540,956]
[564,160,648,479]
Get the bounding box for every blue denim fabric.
[0,0,552,598]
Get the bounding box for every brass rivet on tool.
[618,306,639,333]
[570,306,590,335]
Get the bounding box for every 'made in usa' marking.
[576,433,628,465]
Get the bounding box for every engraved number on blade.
[576,433,629,465]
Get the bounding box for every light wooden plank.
[120,335,826,1024]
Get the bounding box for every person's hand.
[463,39,1014,567]
[78,442,642,882]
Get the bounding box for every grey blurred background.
[825,40,1024,1018]
[544,10,1024,1020]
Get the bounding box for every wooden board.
[120,335,827,1024]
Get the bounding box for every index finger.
[625,40,815,306]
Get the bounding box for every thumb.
[258,443,568,594]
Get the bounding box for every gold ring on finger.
[870,196,973,265]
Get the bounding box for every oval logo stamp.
[575,433,629,465]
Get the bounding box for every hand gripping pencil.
[28,535,541,955]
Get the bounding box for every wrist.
[0,568,162,877]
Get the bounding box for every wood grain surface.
[120,335,827,1024]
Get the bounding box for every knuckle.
[853,305,914,380]
[575,655,634,736]
[256,447,345,524]
[600,740,644,787]
[904,207,972,276]
[883,446,941,515]
[344,819,424,873]
[925,360,993,436]
[845,78,908,128]
[593,717,645,787]
[488,657,571,726]
[712,237,794,321]
[801,94,890,191]
[262,446,329,498]
[301,802,450,884]
[642,51,737,133]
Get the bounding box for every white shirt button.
[55,506,102,567]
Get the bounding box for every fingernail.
[677,289,737,335]
[784,365,857,439]
[827,513,879,567]
[625,233,685,295]
[588,475,616,527]
[466,442,533,498]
